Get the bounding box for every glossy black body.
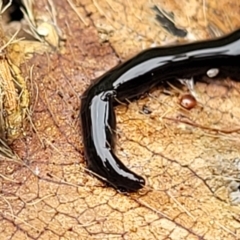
[80,29,240,192]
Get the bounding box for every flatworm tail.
[81,29,240,192]
[81,90,145,192]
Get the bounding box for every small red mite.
[180,94,197,110]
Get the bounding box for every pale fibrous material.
[0,0,63,157]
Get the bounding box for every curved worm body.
[80,30,240,192]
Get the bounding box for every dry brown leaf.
[1,0,240,239]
